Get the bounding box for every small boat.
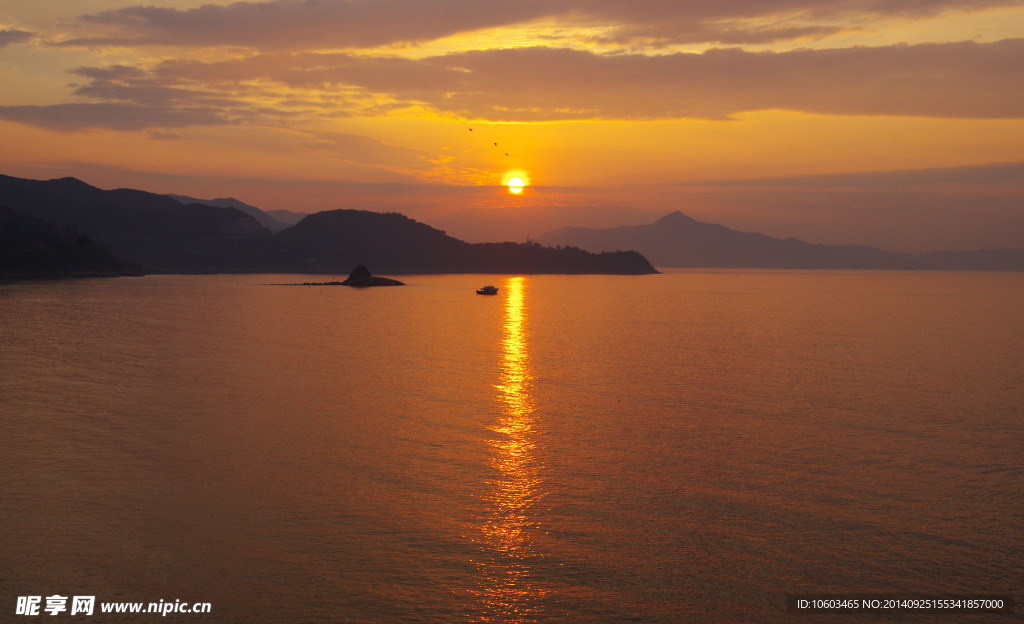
[476,285,499,295]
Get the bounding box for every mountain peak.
[51,176,92,189]
[538,210,918,269]
[655,211,698,226]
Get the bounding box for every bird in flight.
[465,128,512,156]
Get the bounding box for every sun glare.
[503,171,529,194]
[507,177,525,194]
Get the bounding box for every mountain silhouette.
[0,174,270,270]
[264,208,308,228]
[539,211,906,269]
[268,209,656,274]
[0,207,140,278]
[538,210,1024,270]
[166,194,292,232]
[0,174,656,275]
[270,209,467,271]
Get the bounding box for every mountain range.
[0,174,654,276]
[538,211,1024,271]
[165,194,306,233]
[3,174,1022,277]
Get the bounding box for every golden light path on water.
[474,276,546,623]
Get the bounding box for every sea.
[2,270,1022,623]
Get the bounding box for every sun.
[503,171,529,194]
[502,170,530,195]
[507,177,525,194]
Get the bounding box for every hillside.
[0,175,656,275]
[269,209,469,272]
[166,194,292,232]
[538,211,912,269]
[268,209,657,274]
[0,207,139,278]
[0,175,271,270]
[539,211,1024,270]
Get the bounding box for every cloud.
[5,37,1020,131]
[0,28,32,48]
[587,22,849,46]
[691,160,1024,189]
[67,0,550,50]
[147,39,1024,121]
[0,102,227,132]
[62,0,1024,50]
[0,63,299,131]
[298,130,434,169]
[431,39,1024,120]
[148,130,187,140]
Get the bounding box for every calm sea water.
[2,270,1022,623]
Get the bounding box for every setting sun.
[507,177,525,194]
[503,171,529,195]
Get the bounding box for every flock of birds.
[468,128,510,157]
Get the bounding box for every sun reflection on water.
[474,276,546,622]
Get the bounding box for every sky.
[1,0,1022,251]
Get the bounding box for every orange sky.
[1,0,1022,251]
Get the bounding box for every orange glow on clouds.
[1,1,1023,250]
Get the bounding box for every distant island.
[280,265,404,287]
[538,210,1024,271]
[0,174,656,277]
[340,265,404,286]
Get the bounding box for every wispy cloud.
[684,160,1024,188]
[296,130,433,170]
[0,102,228,132]
[66,0,551,50]
[406,40,1024,120]
[61,0,1024,50]
[8,37,1017,131]
[0,28,32,48]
